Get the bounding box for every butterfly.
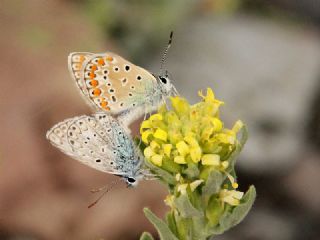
[67,32,178,125]
[46,113,150,187]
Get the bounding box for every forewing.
[81,52,157,114]
[68,52,99,110]
[46,115,124,174]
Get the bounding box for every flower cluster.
[140,88,255,240]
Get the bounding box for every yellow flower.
[174,156,187,164]
[140,87,245,177]
[138,88,255,239]
[154,128,168,141]
[219,189,244,206]
[177,183,188,195]
[190,179,204,192]
[176,141,189,156]
[202,154,220,166]
[164,195,175,207]
[151,154,163,167]
[163,144,172,157]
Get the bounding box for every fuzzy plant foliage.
[139,88,256,240]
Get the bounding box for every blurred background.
[1,0,320,239]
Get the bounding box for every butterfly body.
[68,52,176,124]
[46,113,147,186]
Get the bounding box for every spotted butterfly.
[68,32,177,125]
[46,113,150,187]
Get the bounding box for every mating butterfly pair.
[46,33,176,188]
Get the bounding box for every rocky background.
[0,0,320,239]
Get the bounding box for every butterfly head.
[125,176,142,187]
[157,72,177,97]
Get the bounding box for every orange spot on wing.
[90,80,98,87]
[104,106,111,111]
[98,58,105,66]
[79,55,85,62]
[101,101,108,107]
[92,65,97,71]
[89,72,95,79]
[93,88,101,96]
[106,56,113,61]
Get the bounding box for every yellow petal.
[230,190,244,199]
[144,147,155,159]
[232,120,244,133]
[162,144,172,157]
[223,195,240,206]
[150,140,160,150]
[206,88,215,102]
[141,129,153,144]
[219,189,244,206]
[140,120,152,133]
[164,195,175,207]
[190,179,204,192]
[190,146,202,163]
[201,126,214,141]
[202,154,220,166]
[149,113,163,121]
[216,133,235,144]
[221,161,229,169]
[174,156,187,164]
[176,141,189,156]
[153,128,168,141]
[184,135,198,147]
[175,173,181,181]
[210,117,223,132]
[198,89,205,99]
[177,183,188,195]
[151,154,163,166]
[170,96,190,115]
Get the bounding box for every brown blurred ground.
[1,0,320,240]
[0,1,168,239]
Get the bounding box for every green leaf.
[229,124,248,168]
[174,194,203,218]
[140,232,154,240]
[205,197,224,226]
[202,170,225,196]
[175,213,192,240]
[209,185,256,235]
[183,161,200,179]
[166,211,178,237]
[191,216,208,240]
[143,208,179,240]
[238,124,249,150]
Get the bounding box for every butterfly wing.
[68,52,100,110]
[80,52,158,114]
[93,112,143,174]
[46,114,128,175]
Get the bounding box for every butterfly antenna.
[88,179,124,208]
[160,31,174,76]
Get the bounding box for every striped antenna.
[160,31,174,75]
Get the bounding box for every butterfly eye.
[127,178,136,184]
[159,77,167,84]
